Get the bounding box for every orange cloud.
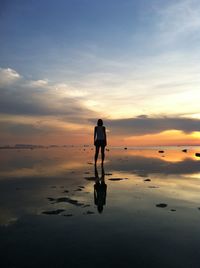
[123,130,200,146]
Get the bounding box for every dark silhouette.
[94,119,107,166]
[94,166,107,213]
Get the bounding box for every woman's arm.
[94,126,97,145]
[104,127,107,146]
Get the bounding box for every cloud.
[90,116,200,136]
[156,0,200,44]
[0,68,21,87]
[1,66,200,144]
[28,79,49,88]
[0,67,100,144]
[1,121,48,136]
[0,67,96,121]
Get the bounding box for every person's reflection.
[94,165,107,213]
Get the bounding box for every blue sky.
[1,1,132,77]
[1,0,200,145]
[1,0,195,79]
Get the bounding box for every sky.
[1,0,200,146]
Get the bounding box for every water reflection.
[1,148,200,268]
[108,155,200,177]
[1,147,200,225]
[94,166,107,213]
[1,147,200,179]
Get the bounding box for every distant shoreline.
[1,145,200,150]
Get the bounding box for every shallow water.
[1,146,200,268]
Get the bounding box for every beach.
[1,146,200,267]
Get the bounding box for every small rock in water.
[156,203,167,208]
[109,178,128,181]
[170,209,176,212]
[63,214,73,217]
[195,153,200,157]
[182,149,187,153]
[144,179,151,182]
[84,176,95,181]
[158,150,164,153]
[124,147,127,150]
[83,204,90,208]
[52,197,84,206]
[47,197,55,202]
[42,209,65,215]
[85,211,95,215]
[63,190,69,193]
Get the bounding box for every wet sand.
[1,146,200,267]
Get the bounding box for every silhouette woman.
[94,165,107,213]
[94,119,107,166]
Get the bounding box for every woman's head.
[97,119,103,126]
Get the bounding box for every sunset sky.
[1,0,200,146]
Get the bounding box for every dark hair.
[97,119,103,126]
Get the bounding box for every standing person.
[94,119,107,166]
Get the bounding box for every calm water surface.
[1,147,200,267]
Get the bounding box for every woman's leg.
[95,145,100,165]
[101,145,105,164]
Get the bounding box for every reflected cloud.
[108,153,200,177]
[0,148,87,179]
[0,209,18,227]
[124,149,197,162]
